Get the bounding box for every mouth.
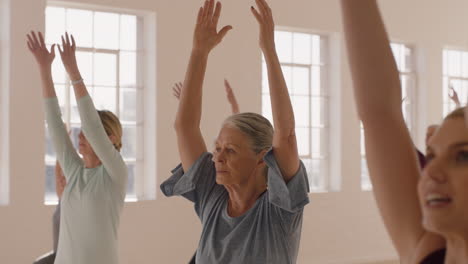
[216,170,228,174]
[425,193,452,208]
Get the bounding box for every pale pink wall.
[1,0,468,263]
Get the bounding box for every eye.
[425,153,435,164]
[214,147,221,153]
[226,148,235,154]
[455,151,468,163]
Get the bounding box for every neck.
[224,179,267,217]
[82,153,102,168]
[445,232,468,264]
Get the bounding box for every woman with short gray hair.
[161,0,310,263]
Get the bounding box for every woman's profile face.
[419,118,468,234]
[212,125,266,187]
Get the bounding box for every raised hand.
[172,82,183,100]
[193,0,232,55]
[58,32,81,81]
[251,0,275,53]
[449,84,461,108]
[224,79,240,114]
[27,31,56,68]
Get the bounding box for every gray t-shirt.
[161,150,310,264]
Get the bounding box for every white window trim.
[0,0,10,206]
[44,1,157,203]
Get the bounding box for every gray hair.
[223,112,274,153]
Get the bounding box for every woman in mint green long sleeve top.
[27,31,128,264]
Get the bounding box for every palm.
[27,31,55,67]
[193,0,232,54]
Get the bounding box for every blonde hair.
[97,110,123,151]
[223,112,274,154]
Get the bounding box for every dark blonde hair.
[444,107,466,121]
[97,110,123,151]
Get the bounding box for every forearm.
[341,0,402,124]
[264,49,295,134]
[40,67,57,98]
[69,71,89,99]
[175,50,208,130]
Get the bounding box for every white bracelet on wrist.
[71,78,84,85]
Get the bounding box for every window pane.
[45,127,56,161]
[120,15,137,51]
[449,50,461,76]
[304,159,326,191]
[122,126,137,160]
[311,35,321,65]
[67,9,93,48]
[93,87,117,113]
[361,158,371,190]
[360,128,366,156]
[463,52,468,78]
[311,97,327,127]
[262,63,269,94]
[295,127,310,157]
[311,128,323,156]
[51,54,66,84]
[94,12,119,49]
[70,125,81,150]
[120,52,137,87]
[261,95,272,124]
[126,163,136,197]
[292,95,309,128]
[281,65,292,91]
[94,53,117,86]
[292,32,311,64]
[292,66,309,95]
[45,164,57,201]
[311,66,321,96]
[120,89,137,122]
[46,7,66,44]
[275,31,292,63]
[76,51,93,85]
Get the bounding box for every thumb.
[218,25,232,42]
[51,44,56,56]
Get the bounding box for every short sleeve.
[160,152,217,211]
[264,149,310,213]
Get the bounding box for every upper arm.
[364,120,444,260]
[175,125,207,172]
[272,130,300,183]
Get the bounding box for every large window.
[262,30,329,192]
[443,49,468,116]
[361,43,417,190]
[44,5,145,203]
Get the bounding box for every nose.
[212,150,226,163]
[423,156,447,184]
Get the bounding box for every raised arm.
[175,0,232,171]
[224,79,240,114]
[27,31,82,178]
[58,33,127,182]
[340,1,444,262]
[449,84,461,108]
[251,0,299,182]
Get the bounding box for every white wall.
[1,0,468,263]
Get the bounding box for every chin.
[422,212,458,236]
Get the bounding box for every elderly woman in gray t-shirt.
[161,0,310,263]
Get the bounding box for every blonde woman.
[27,31,127,264]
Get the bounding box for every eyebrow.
[427,141,468,153]
[213,141,241,148]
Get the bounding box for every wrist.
[191,47,210,58]
[68,71,82,81]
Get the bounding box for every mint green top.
[44,95,127,264]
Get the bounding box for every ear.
[256,149,268,166]
[109,134,117,145]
